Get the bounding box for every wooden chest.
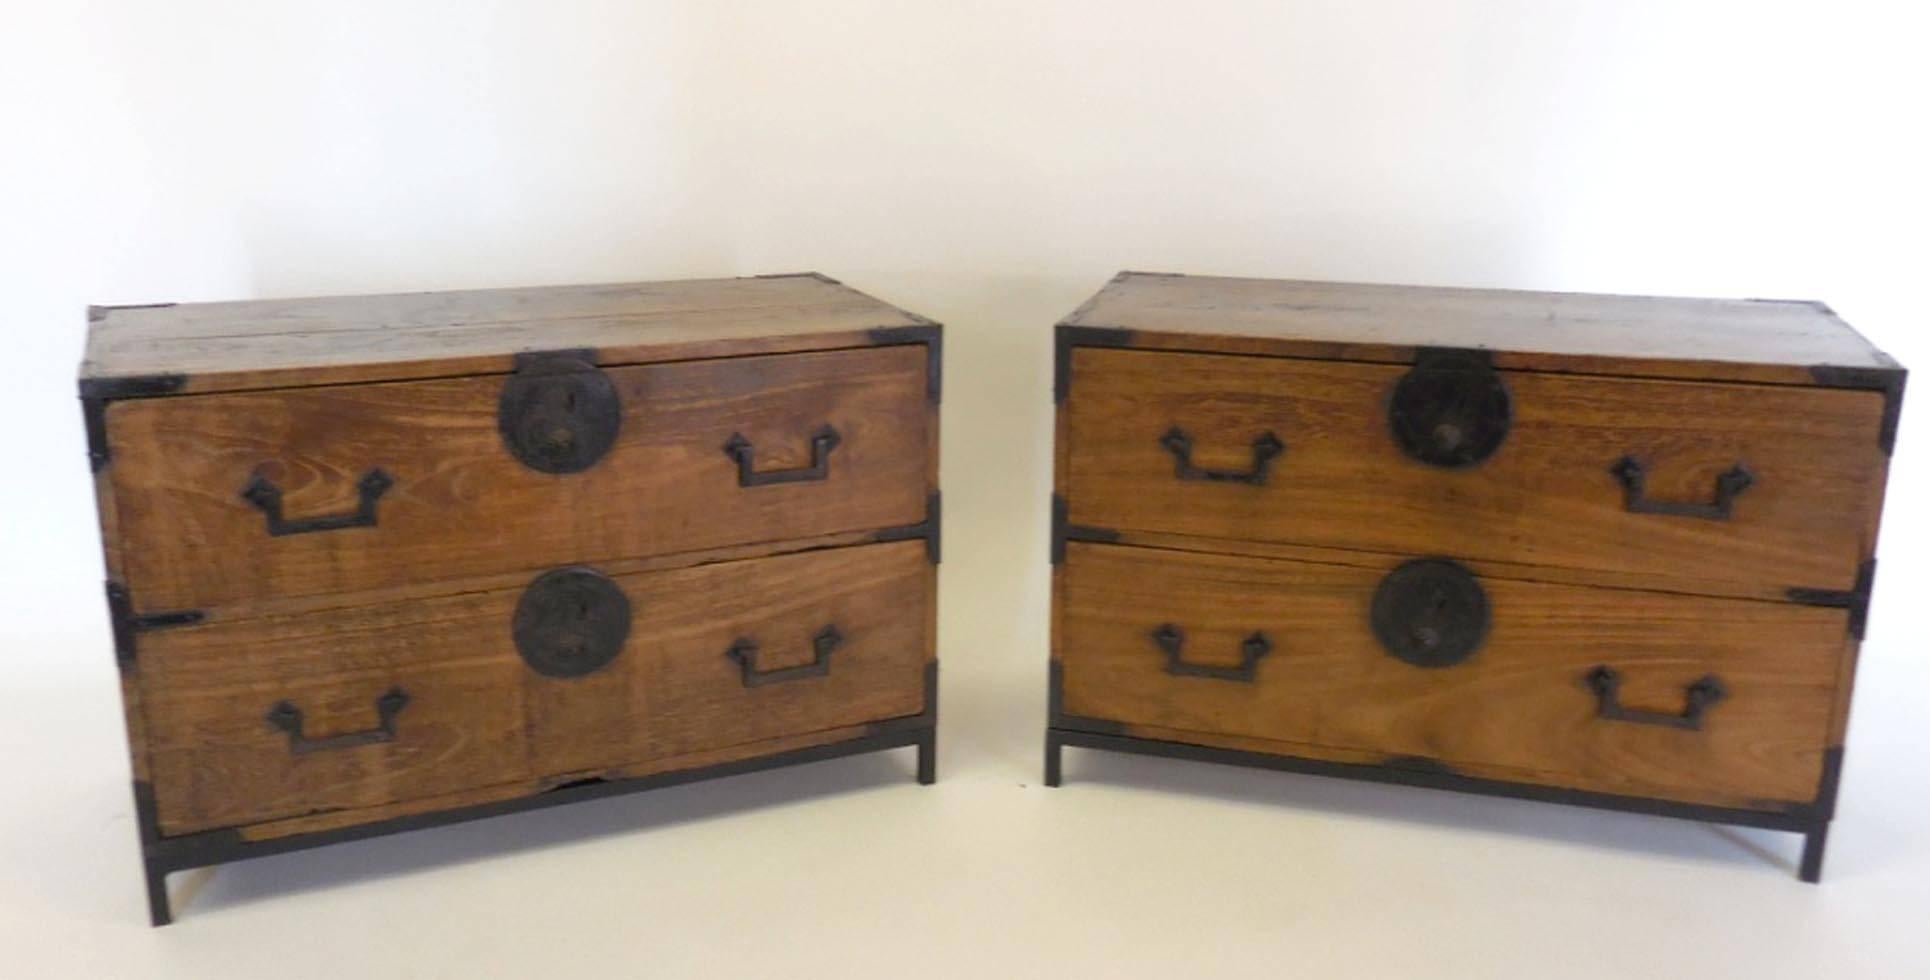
[82,274,941,924]
[1046,271,1902,881]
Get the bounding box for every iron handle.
[1159,428,1285,486]
[1584,666,1726,731]
[727,625,842,687]
[266,687,410,755]
[1610,457,1754,521]
[242,468,394,537]
[1150,624,1272,682]
[723,425,841,487]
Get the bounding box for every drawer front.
[141,540,933,836]
[1058,542,1846,808]
[108,344,931,613]
[1063,347,1887,594]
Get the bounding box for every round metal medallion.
[498,354,622,474]
[1388,353,1512,468]
[512,567,632,679]
[1370,558,1490,669]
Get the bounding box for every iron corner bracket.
[106,582,204,669]
[80,374,189,472]
[1787,558,1877,641]
[871,491,942,563]
[1054,324,1135,404]
[1050,494,1121,565]
[1809,364,1906,456]
[1046,659,1127,735]
[867,324,944,404]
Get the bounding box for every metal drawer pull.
[1584,666,1726,731]
[727,625,842,687]
[266,687,411,755]
[1159,428,1285,486]
[1150,624,1272,683]
[1610,457,1754,520]
[724,425,842,487]
[241,468,394,537]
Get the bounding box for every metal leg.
[1044,730,1063,787]
[1800,823,1830,883]
[145,861,173,927]
[916,729,937,785]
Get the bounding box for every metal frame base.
[1045,727,1832,882]
[142,725,936,926]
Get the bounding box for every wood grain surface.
[1061,271,1894,384]
[140,541,933,836]
[1057,543,1845,808]
[108,345,931,613]
[83,273,934,394]
[1063,347,1887,594]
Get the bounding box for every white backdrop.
[3,2,1927,977]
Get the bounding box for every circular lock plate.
[498,356,622,474]
[513,567,632,679]
[1388,354,1512,468]
[1370,558,1490,669]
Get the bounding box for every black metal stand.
[140,724,936,926]
[1045,726,1837,883]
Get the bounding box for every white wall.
[3,1,1928,968]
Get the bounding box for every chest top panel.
[1062,272,1895,386]
[83,273,933,395]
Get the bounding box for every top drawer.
[106,344,932,613]
[1062,347,1888,595]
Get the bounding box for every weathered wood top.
[83,273,934,394]
[1061,272,1898,386]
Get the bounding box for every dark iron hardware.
[498,351,622,474]
[726,625,842,687]
[1584,666,1726,731]
[266,688,410,755]
[1371,558,1490,669]
[724,425,841,487]
[512,567,632,679]
[1610,457,1754,520]
[1159,428,1285,486]
[241,468,393,537]
[1150,624,1272,682]
[1389,349,1512,468]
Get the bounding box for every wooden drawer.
[1057,542,1845,809]
[106,344,931,614]
[141,540,933,835]
[1063,347,1888,595]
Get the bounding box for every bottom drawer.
[1057,543,1847,809]
[139,541,933,836]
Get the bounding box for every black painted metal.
[724,425,841,487]
[1150,624,1271,682]
[1388,348,1512,468]
[1609,456,1754,520]
[266,687,411,755]
[1049,494,1122,565]
[79,373,189,471]
[869,491,943,563]
[866,324,944,404]
[1043,727,1831,879]
[497,350,623,474]
[727,625,842,687]
[511,567,632,679]
[1808,364,1907,456]
[136,725,934,926]
[1054,323,1135,404]
[1788,559,1877,641]
[105,581,204,668]
[1585,666,1726,730]
[1159,428,1285,485]
[1370,558,1490,669]
[241,468,394,537]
